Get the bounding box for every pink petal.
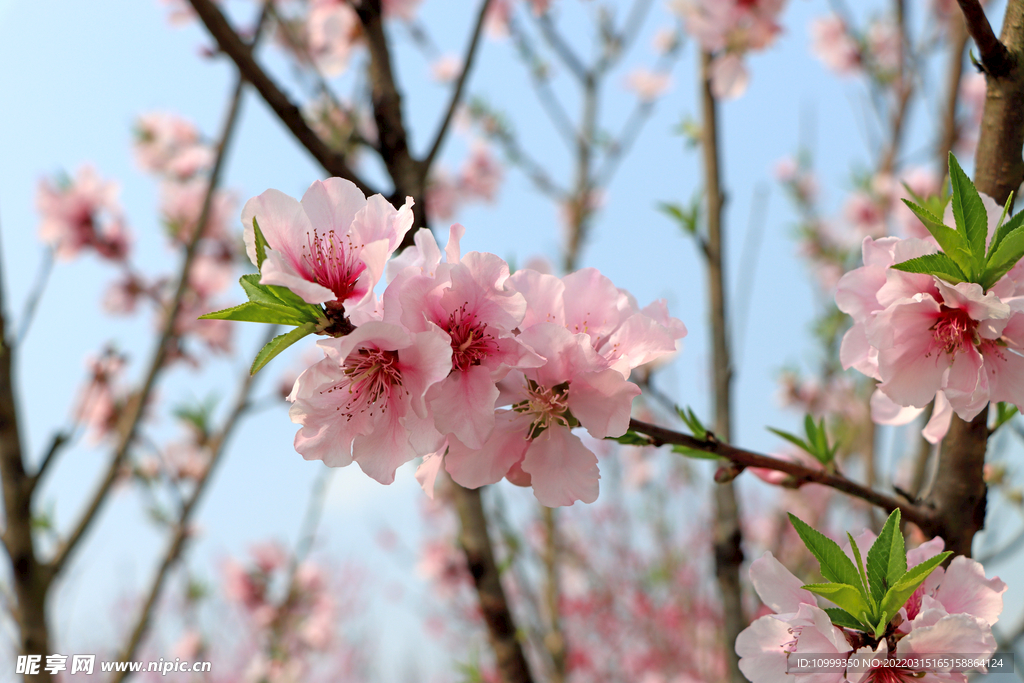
[735,616,792,683]
[445,410,531,488]
[429,364,500,448]
[749,551,817,615]
[567,368,641,438]
[353,408,416,484]
[932,556,1006,625]
[260,248,335,304]
[300,177,367,241]
[415,446,446,499]
[922,392,953,444]
[710,53,749,100]
[871,388,923,425]
[520,427,599,507]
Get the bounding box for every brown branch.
[50,73,249,578]
[924,0,1024,559]
[111,328,273,681]
[628,419,934,532]
[0,216,54,680]
[955,0,1012,77]
[185,0,375,196]
[451,484,535,683]
[422,0,494,171]
[353,0,427,239]
[697,50,744,683]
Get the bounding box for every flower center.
[446,305,498,372]
[512,379,576,439]
[302,229,365,302]
[931,306,977,355]
[323,347,403,421]
[866,665,916,683]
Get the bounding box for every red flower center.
[324,347,403,421]
[303,229,366,302]
[931,306,977,355]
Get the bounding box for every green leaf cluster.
[789,509,951,638]
[200,218,326,374]
[768,414,838,465]
[895,153,1024,290]
[670,406,721,459]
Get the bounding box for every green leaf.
[948,153,989,264]
[847,532,872,606]
[823,607,870,631]
[252,217,270,271]
[767,427,812,456]
[607,430,653,446]
[671,444,722,460]
[981,225,1024,290]
[986,200,1024,261]
[876,551,953,636]
[239,274,323,323]
[200,301,313,326]
[891,253,967,284]
[675,406,708,440]
[993,402,1019,433]
[788,513,862,587]
[250,322,317,375]
[803,583,873,623]
[901,199,977,278]
[866,509,906,603]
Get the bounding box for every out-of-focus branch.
[451,484,535,683]
[508,15,578,150]
[353,0,427,237]
[0,215,54,678]
[541,506,565,683]
[423,0,494,171]
[28,431,69,494]
[15,249,53,346]
[534,13,587,82]
[111,327,275,681]
[936,13,969,166]
[628,418,934,530]
[697,50,745,683]
[955,0,1012,77]
[50,73,250,578]
[563,72,598,273]
[185,0,375,196]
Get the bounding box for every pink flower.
[431,55,463,82]
[810,15,861,74]
[866,18,901,74]
[625,68,672,101]
[458,143,503,202]
[36,166,130,261]
[288,321,452,484]
[674,0,786,98]
[306,0,361,77]
[736,553,850,683]
[134,112,212,177]
[161,180,236,244]
[382,0,422,20]
[445,323,641,506]
[385,226,541,449]
[844,191,887,239]
[241,178,414,310]
[510,267,686,378]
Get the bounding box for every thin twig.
[976,524,1024,566]
[28,431,69,494]
[111,326,276,680]
[186,0,374,195]
[508,15,578,151]
[533,13,588,83]
[16,249,53,346]
[50,70,251,578]
[628,418,933,530]
[423,0,494,171]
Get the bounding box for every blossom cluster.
[672,0,787,99]
[737,531,1005,683]
[222,178,685,506]
[837,224,1024,441]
